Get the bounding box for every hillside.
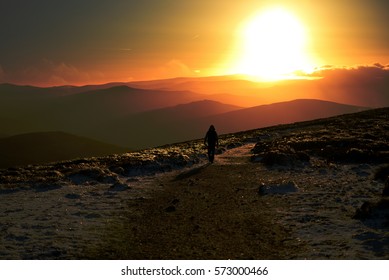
[54,85,205,116]
[202,98,368,134]
[0,84,205,135]
[98,100,242,149]
[99,99,368,149]
[0,131,128,168]
[0,107,388,259]
[0,80,370,153]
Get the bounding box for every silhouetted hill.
[0,82,128,97]
[0,83,205,118]
[131,71,389,108]
[0,84,205,136]
[132,99,242,120]
[57,85,205,115]
[95,100,242,149]
[97,99,368,150]
[0,131,128,168]
[0,83,58,97]
[202,99,369,134]
[0,74,382,151]
[130,76,267,106]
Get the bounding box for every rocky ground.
[0,108,388,259]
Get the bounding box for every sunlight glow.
[232,7,317,81]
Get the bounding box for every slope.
[0,131,128,168]
[202,99,369,134]
[96,100,242,149]
[1,107,388,259]
[95,99,368,150]
[0,84,206,136]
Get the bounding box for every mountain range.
[96,99,366,149]
[1,72,385,168]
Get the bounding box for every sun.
[232,7,316,81]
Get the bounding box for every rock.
[261,151,297,166]
[259,146,310,166]
[258,181,299,195]
[252,142,268,154]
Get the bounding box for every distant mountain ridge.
[3,68,389,108]
[0,77,375,155]
[96,100,243,149]
[129,72,389,108]
[0,84,205,135]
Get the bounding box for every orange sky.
[0,0,388,86]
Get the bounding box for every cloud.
[17,59,105,86]
[374,62,385,69]
[308,63,389,81]
[157,59,194,79]
[0,59,135,86]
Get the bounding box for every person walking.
[204,125,219,163]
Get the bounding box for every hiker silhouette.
[204,125,219,163]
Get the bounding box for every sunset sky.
[1,0,389,86]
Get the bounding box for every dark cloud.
[309,64,389,84]
[0,59,105,86]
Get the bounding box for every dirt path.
[94,142,389,260]
[96,144,302,259]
